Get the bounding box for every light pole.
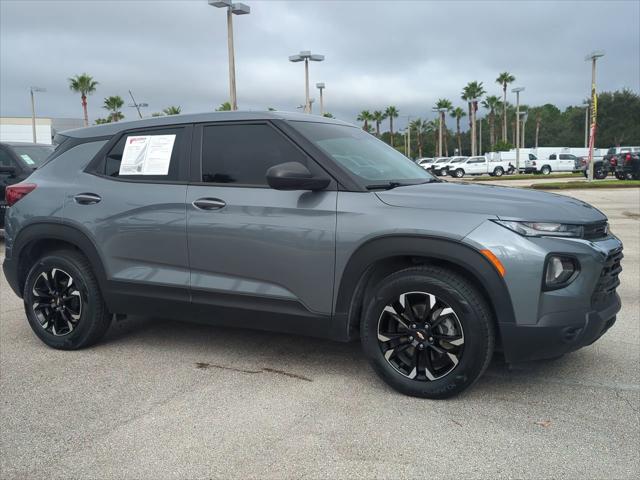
[316,82,325,115]
[478,117,483,155]
[512,87,525,172]
[585,50,604,181]
[289,51,324,113]
[30,86,46,143]
[432,108,447,157]
[209,0,250,111]
[520,111,528,148]
[583,100,590,148]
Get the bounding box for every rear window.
[10,145,54,167]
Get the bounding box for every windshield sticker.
[119,134,176,175]
[20,154,35,165]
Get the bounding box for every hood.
[376,181,606,224]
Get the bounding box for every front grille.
[591,248,623,307]
[583,221,609,240]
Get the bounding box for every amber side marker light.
[480,249,506,277]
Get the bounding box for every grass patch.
[530,180,640,190]
[470,173,582,181]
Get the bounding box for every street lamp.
[289,51,324,113]
[128,90,148,119]
[30,86,46,143]
[209,0,250,111]
[432,107,448,157]
[316,82,325,115]
[512,86,525,172]
[585,50,605,181]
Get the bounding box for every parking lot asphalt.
[1,187,639,479]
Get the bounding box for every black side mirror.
[266,162,330,191]
[0,165,17,176]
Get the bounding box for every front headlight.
[494,220,584,238]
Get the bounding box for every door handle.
[193,198,226,210]
[74,193,102,205]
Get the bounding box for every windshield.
[436,158,450,163]
[292,122,434,183]
[11,145,54,167]
[450,158,466,163]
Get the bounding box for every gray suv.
[2,112,623,398]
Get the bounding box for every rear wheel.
[361,266,494,399]
[493,167,504,177]
[454,169,465,178]
[23,249,111,350]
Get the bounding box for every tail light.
[5,183,37,206]
[610,156,617,166]
[625,153,632,164]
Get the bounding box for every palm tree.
[435,99,453,156]
[450,107,466,155]
[102,96,124,122]
[481,95,502,148]
[385,106,399,146]
[163,105,182,115]
[409,118,428,158]
[461,81,486,155]
[357,110,373,131]
[372,110,387,136]
[68,73,98,127]
[216,102,232,111]
[496,72,515,141]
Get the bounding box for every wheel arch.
[333,235,516,341]
[12,222,109,300]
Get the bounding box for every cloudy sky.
[1,0,638,129]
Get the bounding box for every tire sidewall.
[541,166,551,175]
[494,167,504,177]
[455,169,464,178]
[361,271,491,398]
[24,253,99,349]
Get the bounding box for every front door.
[186,122,337,321]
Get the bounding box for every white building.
[0,117,52,144]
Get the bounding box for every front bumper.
[499,293,620,362]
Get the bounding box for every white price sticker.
[119,134,176,175]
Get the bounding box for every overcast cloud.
[1,0,639,129]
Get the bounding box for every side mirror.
[0,165,17,176]
[266,162,330,191]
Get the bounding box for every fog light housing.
[544,255,579,290]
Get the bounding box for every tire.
[541,166,551,175]
[493,167,504,177]
[624,172,634,180]
[454,169,464,178]
[23,249,111,350]
[594,168,607,180]
[361,266,495,399]
[615,172,625,180]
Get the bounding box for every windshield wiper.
[366,182,407,190]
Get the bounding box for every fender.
[332,235,516,341]
[8,222,109,299]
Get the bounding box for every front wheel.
[23,249,112,350]
[541,166,551,175]
[594,168,607,180]
[361,266,495,399]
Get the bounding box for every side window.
[201,124,308,185]
[559,154,573,160]
[104,127,184,181]
[529,154,537,160]
[0,149,16,167]
[549,154,556,160]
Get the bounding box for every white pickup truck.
[524,153,578,175]
[448,156,512,178]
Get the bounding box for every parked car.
[448,156,510,178]
[416,157,435,169]
[430,157,453,176]
[614,150,640,180]
[2,112,623,399]
[0,142,54,229]
[525,153,577,175]
[583,146,640,179]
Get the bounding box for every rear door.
[559,154,575,171]
[186,121,337,319]
[68,126,192,303]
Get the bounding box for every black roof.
[60,111,353,139]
